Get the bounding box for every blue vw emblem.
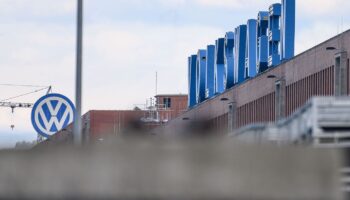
[31,93,76,138]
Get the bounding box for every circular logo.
[31,93,76,138]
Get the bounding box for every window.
[163,98,171,109]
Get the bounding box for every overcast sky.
[0,0,349,148]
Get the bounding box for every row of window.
[210,113,228,135]
[286,66,334,116]
[237,92,275,128]
[206,60,350,133]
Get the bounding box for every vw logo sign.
[31,93,76,138]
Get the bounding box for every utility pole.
[73,0,83,145]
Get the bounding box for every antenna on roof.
[155,71,158,96]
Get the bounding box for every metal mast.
[73,0,83,145]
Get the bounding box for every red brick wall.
[87,110,147,139]
[156,95,187,121]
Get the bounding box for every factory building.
[156,30,350,136]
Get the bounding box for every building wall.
[157,31,350,136]
[84,110,147,139]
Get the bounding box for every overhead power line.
[0,87,51,102]
[0,83,48,88]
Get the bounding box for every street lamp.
[326,46,337,51]
[220,97,229,101]
[267,74,278,79]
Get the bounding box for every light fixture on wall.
[326,46,337,51]
[267,74,278,79]
[220,97,229,101]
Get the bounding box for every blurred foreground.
[0,137,345,200]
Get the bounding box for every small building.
[39,94,188,144]
[155,94,188,123]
